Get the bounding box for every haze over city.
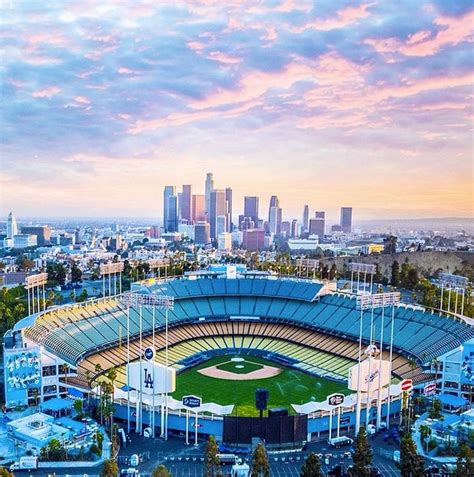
[1,0,473,220]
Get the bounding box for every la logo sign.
[126,361,176,395]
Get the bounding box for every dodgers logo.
[144,368,154,389]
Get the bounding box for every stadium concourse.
[4,269,474,446]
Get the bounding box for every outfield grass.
[171,355,349,416]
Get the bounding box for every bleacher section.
[77,321,422,385]
[21,278,474,372]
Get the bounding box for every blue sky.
[1,0,473,221]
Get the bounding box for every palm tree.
[106,368,117,438]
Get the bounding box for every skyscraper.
[244,196,259,227]
[205,172,214,215]
[192,194,206,222]
[7,212,17,239]
[210,189,226,239]
[181,185,192,223]
[21,225,51,246]
[302,205,309,234]
[269,205,282,235]
[216,215,227,237]
[194,221,211,246]
[340,207,353,233]
[225,187,233,232]
[167,195,179,232]
[309,211,325,238]
[291,219,298,238]
[163,185,176,231]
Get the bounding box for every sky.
[1,0,473,223]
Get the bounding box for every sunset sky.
[1,0,473,222]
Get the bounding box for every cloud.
[31,86,61,98]
[365,10,474,57]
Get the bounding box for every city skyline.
[1,1,473,219]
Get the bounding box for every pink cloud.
[292,3,372,32]
[74,96,91,104]
[32,86,61,98]
[365,10,474,57]
[207,51,242,64]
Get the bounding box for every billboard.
[348,359,391,392]
[126,361,176,395]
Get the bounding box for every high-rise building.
[7,212,17,239]
[239,216,254,231]
[210,189,226,239]
[269,206,282,235]
[291,219,298,238]
[218,232,232,251]
[225,187,233,232]
[340,207,353,233]
[194,221,211,246]
[21,226,51,246]
[244,196,259,227]
[216,215,227,237]
[181,185,192,223]
[309,211,325,238]
[167,195,179,232]
[191,194,206,222]
[13,234,37,248]
[163,185,176,231]
[302,205,309,233]
[243,229,265,251]
[280,221,291,237]
[205,173,214,215]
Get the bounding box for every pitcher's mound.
[198,359,282,380]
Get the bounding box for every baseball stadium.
[4,267,474,447]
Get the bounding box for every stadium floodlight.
[148,258,171,269]
[348,263,376,274]
[356,292,401,310]
[354,291,400,434]
[439,273,469,316]
[439,273,468,289]
[295,258,319,279]
[119,292,174,310]
[25,273,48,315]
[100,262,125,297]
[347,262,376,295]
[119,291,174,439]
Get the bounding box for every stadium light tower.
[439,273,469,316]
[348,263,376,294]
[356,292,400,433]
[119,292,174,438]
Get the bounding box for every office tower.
[309,211,325,238]
[167,195,179,232]
[225,187,233,232]
[218,232,232,251]
[331,224,342,232]
[205,172,214,214]
[268,195,279,218]
[194,221,210,246]
[163,185,176,231]
[181,185,192,223]
[239,216,254,231]
[269,206,282,235]
[340,207,353,233]
[20,225,51,246]
[210,189,226,239]
[291,219,298,238]
[302,205,309,233]
[7,212,17,239]
[244,196,259,227]
[192,194,206,222]
[13,234,37,248]
[243,229,265,251]
[280,221,290,237]
[216,215,227,237]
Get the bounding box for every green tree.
[300,453,322,477]
[101,459,118,477]
[329,264,337,280]
[454,443,474,476]
[73,399,83,416]
[204,435,221,477]
[428,399,442,420]
[352,428,372,477]
[16,255,34,271]
[419,424,431,451]
[76,289,88,302]
[400,434,424,477]
[152,464,172,477]
[0,468,14,477]
[251,442,270,477]
[71,262,82,283]
[391,261,400,286]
